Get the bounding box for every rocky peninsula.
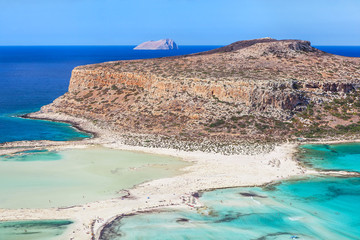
[32,38,360,147]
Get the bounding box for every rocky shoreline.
[4,110,359,155]
[21,113,99,139]
[19,111,279,155]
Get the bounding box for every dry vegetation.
[40,39,360,143]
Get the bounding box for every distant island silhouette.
[134,39,178,50]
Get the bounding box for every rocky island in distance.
[134,38,178,50]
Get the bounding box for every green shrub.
[209,119,225,128]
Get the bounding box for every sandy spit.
[0,112,317,240]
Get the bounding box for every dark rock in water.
[254,232,296,240]
[192,192,202,198]
[214,212,246,223]
[176,218,189,223]
[239,192,267,198]
[134,39,178,50]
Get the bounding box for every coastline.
[20,111,360,153]
[304,138,360,145]
[0,142,307,240]
[21,112,99,140]
[0,111,358,240]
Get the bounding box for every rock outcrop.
[38,38,360,141]
[134,39,178,50]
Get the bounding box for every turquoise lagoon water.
[100,143,360,240]
[299,143,360,172]
[0,147,188,209]
[0,220,72,240]
[0,115,91,143]
[0,149,62,162]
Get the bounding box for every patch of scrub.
[100,177,360,240]
[0,147,189,209]
[299,143,360,172]
[0,220,72,240]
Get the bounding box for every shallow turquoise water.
[299,143,360,172]
[100,143,360,240]
[0,147,188,209]
[0,220,72,240]
[0,149,61,162]
[0,115,91,143]
[101,177,360,240]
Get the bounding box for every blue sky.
[0,0,359,45]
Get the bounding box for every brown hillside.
[37,38,360,142]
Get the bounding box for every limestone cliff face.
[40,38,360,140]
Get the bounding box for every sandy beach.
[0,111,332,240]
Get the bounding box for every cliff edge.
[38,38,360,142]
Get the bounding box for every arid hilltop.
[37,38,360,142]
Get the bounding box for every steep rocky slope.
[38,38,360,142]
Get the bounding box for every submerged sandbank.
[101,176,360,240]
[99,142,360,240]
[0,146,188,209]
[0,220,72,240]
[0,112,310,240]
[0,142,307,240]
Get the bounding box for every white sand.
[0,112,316,240]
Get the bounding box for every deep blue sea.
[0,46,218,143]
[315,46,360,57]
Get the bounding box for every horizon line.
[1,44,360,47]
